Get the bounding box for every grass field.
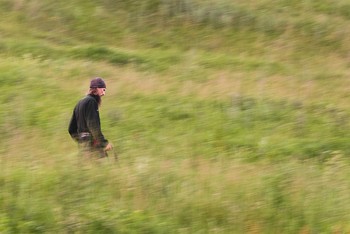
[1,0,350,233]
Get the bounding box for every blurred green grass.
[1,0,350,232]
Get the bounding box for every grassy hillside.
[1,0,350,232]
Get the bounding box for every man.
[68,77,113,159]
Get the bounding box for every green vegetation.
[1,0,350,232]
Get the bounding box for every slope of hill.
[1,0,350,232]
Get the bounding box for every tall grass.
[1,0,350,232]
[2,152,350,233]
[2,0,349,52]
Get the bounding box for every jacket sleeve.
[68,109,79,141]
[85,100,108,148]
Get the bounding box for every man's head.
[90,77,106,88]
[89,77,106,97]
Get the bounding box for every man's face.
[97,88,106,96]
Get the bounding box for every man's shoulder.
[81,95,98,104]
[75,95,97,110]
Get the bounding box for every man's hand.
[104,143,113,151]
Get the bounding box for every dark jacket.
[68,94,108,148]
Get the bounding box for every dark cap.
[90,77,106,88]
